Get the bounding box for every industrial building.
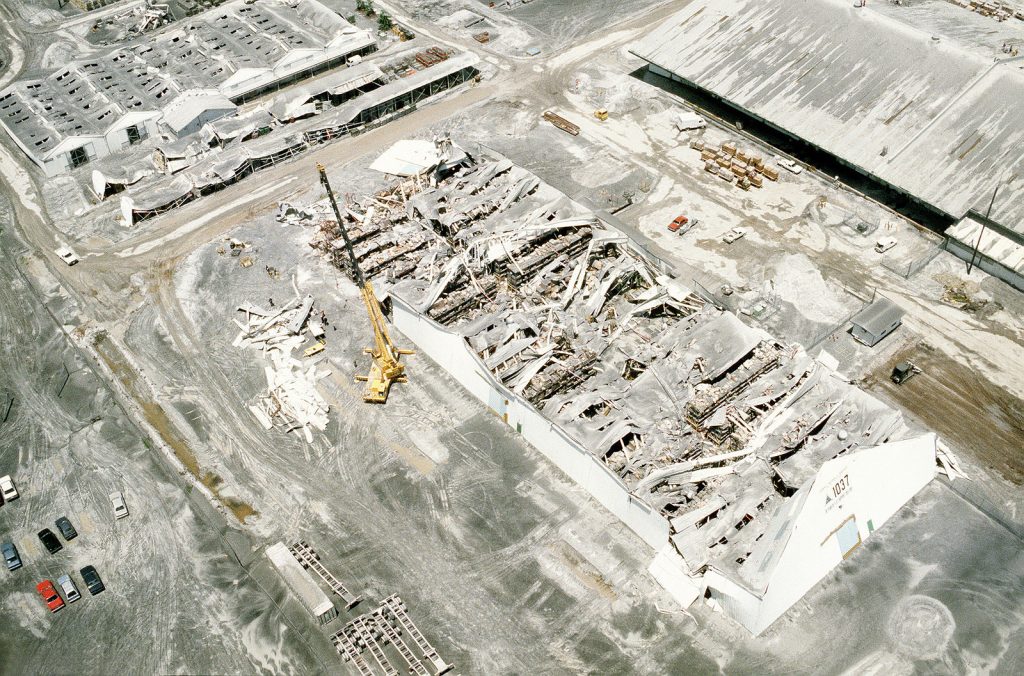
[849,297,904,347]
[0,0,375,176]
[630,0,1024,289]
[296,141,964,634]
[115,52,480,224]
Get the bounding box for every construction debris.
[233,296,331,442]
[296,142,957,636]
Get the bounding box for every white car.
[55,246,80,266]
[57,574,81,603]
[875,236,898,253]
[778,158,803,174]
[110,491,129,520]
[723,227,748,244]
[0,475,18,502]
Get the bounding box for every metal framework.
[287,541,362,609]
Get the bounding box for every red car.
[37,580,64,613]
[668,215,689,232]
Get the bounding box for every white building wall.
[388,288,937,636]
[390,297,670,550]
[709,433,939,635]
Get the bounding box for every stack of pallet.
[690,140,778,190]
[415,47,451,68]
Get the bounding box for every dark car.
[55,516,78,541]
[80,565,105,596]
[38,528,63,555]
[2,542,21,571]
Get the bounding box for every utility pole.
[967,180,1002,275]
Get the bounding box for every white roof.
[947,215,1024,274]
[370,139,445,177]
[161,90,237,134]
[631,0,1024,236]
[265,542,335,617]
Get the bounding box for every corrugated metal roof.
[948,215,1024,274]
[850,297,904,336]
[630,0,1024,235]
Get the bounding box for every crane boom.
[317,163,412,403]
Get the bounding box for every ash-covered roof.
[0,0,372,164]
[630,0,1024,236]
[850,297,904,337]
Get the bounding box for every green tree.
[378,11,393,32]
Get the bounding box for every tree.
[378,11,393,32]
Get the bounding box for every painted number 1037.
[832,475,850,498]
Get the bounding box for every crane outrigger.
[317,163,413,403]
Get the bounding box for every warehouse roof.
[161,91,238,135]
[0,0,372,167]
[631,0,1024,236]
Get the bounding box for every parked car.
[37,580,64,613]
[2,542,21,571]
[110,491,129,520]
[57,574,81,603]
[0,474,18,502]
[55,246,80,266]
[875,236,897,253]
[38,528,63,555]
[80,565,105,596]
[668,215,689,232]
[55,516,78,541]
[777,157,803,174]
[723,227,748,244]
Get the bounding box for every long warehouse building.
[631,0,1024,289]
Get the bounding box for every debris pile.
[232,297,331,442]
[301,144,953,583]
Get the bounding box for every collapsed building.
[0,0,375,176]
[298,141,966,634]
[631,0,1024,291]
[115,52,479,224]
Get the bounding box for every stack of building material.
[696,141,775,188]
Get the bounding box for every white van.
[875,237,898,253]
[675,110,707,131]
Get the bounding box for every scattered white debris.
[234,295,330,442]
[936,441,970,482]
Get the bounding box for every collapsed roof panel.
[295,141,945,635]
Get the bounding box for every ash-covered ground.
[0,0,1022,673]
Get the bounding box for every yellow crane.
[317,163,413,403]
